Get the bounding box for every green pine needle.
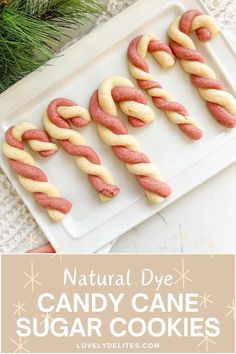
[0,0,104,93]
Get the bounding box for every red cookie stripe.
[112,87,147,104]
[88,176,120,198]
[128,36,149,72]
[179,9,212,42]
[169,40,204,62]
[59,140,101,164]
[148,40,175,59]
[112,146,150,164]
[8,160,47,182]
[138,80,161,90]
[207,102,236,128]
[34,193,72,214]
[191,75,224,90]
[152,98,188,116]
[136,176,172,198]
[6,127,24,150]
[23,129,52,143]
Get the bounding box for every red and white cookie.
[90,76,172,204]
[128,34,203,140]
[168,9,236,128]
[43,98,120,202]
[2,122,72,221]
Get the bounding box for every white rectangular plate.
[0,0,236,253]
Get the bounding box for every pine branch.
[22,0,104,26]
[0,0,104,93]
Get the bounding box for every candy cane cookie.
[168,9,236,128]
[43,98,120,202]
[2,122,72,221]
[128,34,203,140]
[89,76,172,204]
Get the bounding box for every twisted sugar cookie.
[2,122,72,221]
[128,34,203,140]
[168,9,236,128]
[43,98,120,202]
[89,76,172,204]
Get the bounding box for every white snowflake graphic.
[174,257,192,290]
[10,336,29,353]
[199,292,213,309]
[197,333,216,352]
[40,312,54,326]
[12,301,27,317]
[22,261,41,293]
